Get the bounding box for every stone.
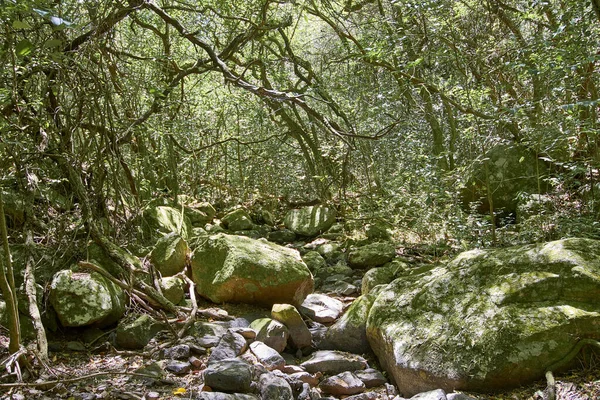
[460,143,548,217]
[302,251,327,273]
[250,341,286,371]
[446,394,478,400]
[222,208,254,231]
[362,260,407,295]
[344,393,379,400]
[49,269,126,328]
[317,242,344,263]
[159,276,185,304]
[203,358,253,393]
[197,335,221,348]
[86,243,142,278]
[299,294,344,324]
[184,201,215,226]
[191,234,313,306]
[320,280,358,296]
[250,318,289,353]
[161,344,191,360]
[267,229,297,244]
[325,294,376,354]
[410,389,447,400]
[115,314,164,349]
[300,350,367,375]
[142,205,192,239]
[318,371,366,396]
[271,304,312,350]
[288,371,321,387]
[259,371,294,400]
[208,330,248,364]
[347,242,396,269]
[365,222,392,241]
[165,360,191,375]
[197,393,259,400]
[150,233,189,277]
[354,368,387,388]
[366,238,600,396]
[284,205,337,237]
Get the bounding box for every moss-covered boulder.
[366,238,600,396]
[284,205,336,237]
[150,233,189,277]
[142,206,192,239]
[347,242,396,269]
[87,243,143,278]
[222,208,254,231]
[191,234,314,306]
[49,269,126,327]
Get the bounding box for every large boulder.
[150,233,189,277]
[49,269,126,327]
[284,205,337,237]
[366,238,600,396]
[191,234,314,306]
[460,143,548,216]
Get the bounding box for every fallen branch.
[0,371,174,389]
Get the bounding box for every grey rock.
[318,371,366,396]
[410,389,447,400]
[249,341,286,371]
[161,344,191,360]
[446,394,479,400]
[344,393,380,400]
[196,393,259,400]
[165,360,191,375]
[208,330,248,364]
[299,294,344,324]
[354,368,387,388]
[197,335,221,348]
[249,318,289,353]
[259,371,294,400]
[204,358,253,393]
[300,350,367,375]
[302,251,327,272]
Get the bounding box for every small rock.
[259,371,294,400]
[189,356,203,368]
[116,314,164,350]
[161,344,191,360]
[232,327,257,340]
[288,371,321,387]
[347,241,396,269]
[208,330,248,364]
[354,368,387,388]
[446,394,478,400]
[281,364,304,374]
[297,382,311,400]
[299,294,344,323]
[145,392,160,400]
[249,341,286,371]
[318,371,366,396]
[197,393,260,400]
[249,318,289,353]
[300,350,367,375]
[320,280,358,296]
[271,304,312,350]
[344,393,380,400]
[410,389,447,400]
[66,341,86,351]
[203,358,253,393]
[197,335,221,348]
[268,229,297,244]
[165,360,191,375]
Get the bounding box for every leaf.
[43,39,63,48]
[12,20,30,29]
[15,39,34,57]
[173,387,187,395]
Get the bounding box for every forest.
[1,0,600,399]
